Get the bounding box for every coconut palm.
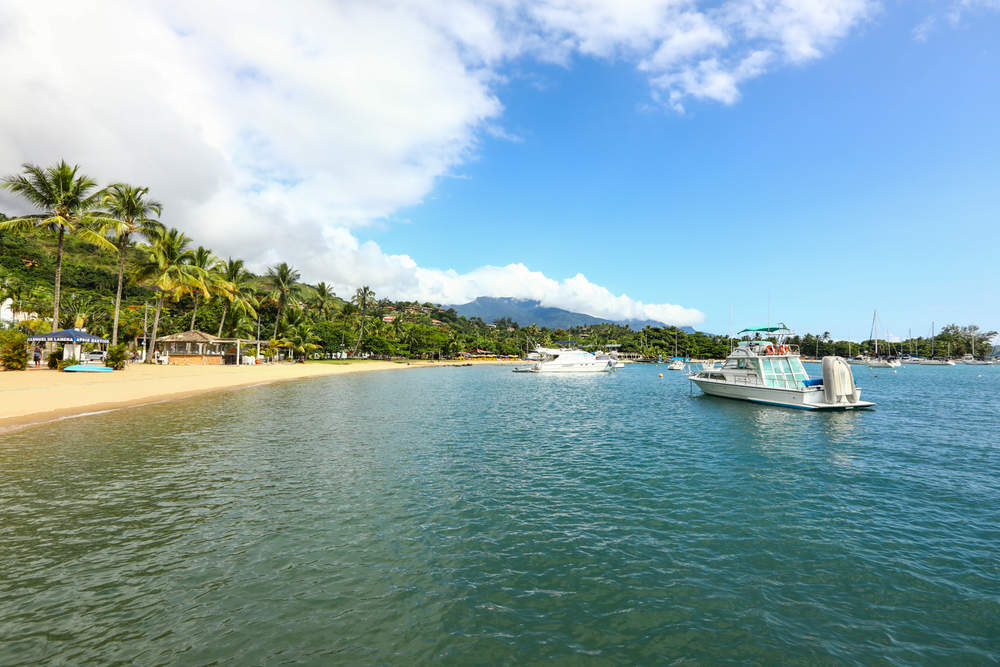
[184,246,231,330]
[100,184,163,345]
[216,258,258,337]
[0,161,115,330]
[266,262,300,338]
[350,285,375,356]
[59,292,110,331]
[308,282,336,320]
[132,228,208,361]
[285,322,321,360]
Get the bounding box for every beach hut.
[27,329,109,360]
[156,330,255,365]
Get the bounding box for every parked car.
[86,350,107,362]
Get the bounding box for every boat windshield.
[722,357,758,372]
[759,356,809,389]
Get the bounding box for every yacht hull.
[690,377,875,410]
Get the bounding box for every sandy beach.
[0,360,509,434]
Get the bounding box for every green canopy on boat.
[737,323,791,334]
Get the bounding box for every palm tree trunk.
[190,294,199,330]
[217,302,228,338]
[111,236,128,346]
[52,226,65,332]
[147,294,164,363]
[272,301,283,339]
[351,313,366,356]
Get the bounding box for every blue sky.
[0,1,997,340]
[380,3,1000,338]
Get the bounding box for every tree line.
[2,161,996,363]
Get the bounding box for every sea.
[1,363,998,664]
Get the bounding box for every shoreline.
[0,359,511,435]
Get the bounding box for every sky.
[0,1,998,340]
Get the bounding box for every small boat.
[517,347,615,373]
[867,310,900,368]
[689,324,875,410]
[667,358,686,371]
[62,364,113,373]
[920,358,956,366]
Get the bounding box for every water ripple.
[1,365,998,663]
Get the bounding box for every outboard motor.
[822,356,858,404]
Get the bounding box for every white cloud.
[0,1,876,327]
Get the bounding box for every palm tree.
[132,228,208,361]
[266,262,300,338]
[285,322,321,360]
[100,184,163,345]
[0,161,115,330]
[184,246,229,330]
[309,282,336,320]
[350,285,375,356]
[216,258,258,337]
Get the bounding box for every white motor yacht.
[520,347,615,373]
[688,325,875,410]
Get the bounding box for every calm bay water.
[1,363,998,664]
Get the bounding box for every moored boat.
[688,325,875,410]
[517,347,615,373]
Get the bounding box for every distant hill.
[448,297,695,332]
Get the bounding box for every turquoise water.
[1,363,998,663]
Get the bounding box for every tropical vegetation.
[1,161,997,365]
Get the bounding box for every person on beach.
[33,346,41,368]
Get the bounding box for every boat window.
[759,356,799,389]
[789,358,808,384]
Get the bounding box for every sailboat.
[920,321,955,365]
[867,310,900,368]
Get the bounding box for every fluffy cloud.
[0,1,875,326]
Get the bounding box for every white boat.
[667,358,686,371]
[520,347,615,373]
[921,358,956,366]
[689,324,875,410]
[961,353,993,365]
[867,310,900,368]
[595,349,626,369]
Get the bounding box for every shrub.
[58,357,79,371]
[105,344,128,370]
[48,345,64,370]
[0,330,29,370]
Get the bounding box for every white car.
[86,350,107,362]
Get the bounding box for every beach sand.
[0,360,508,434]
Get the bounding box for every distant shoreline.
[0,359,513,436]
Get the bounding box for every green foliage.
[58,357,80,371]
[105,343,129,370]
[0,329,29,370]
[48,346,63,369]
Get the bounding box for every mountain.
[448,297,695,332]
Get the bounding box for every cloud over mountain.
[0,1,878,327]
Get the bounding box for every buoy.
[658,373,663,378]
[893,370,897,374]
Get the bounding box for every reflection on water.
[1,364,998,664]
